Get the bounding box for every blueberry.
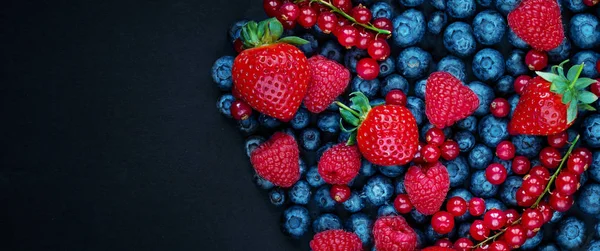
[454,130,476,152]
[317,113,341,134]
[244,136,265,157]
[485,198,507,211]
[269,188,286,206]
[566,129,582,149]
[495,0,521,15]
[562,0,589,12]
[430,0,446,9]
[238,116,259,134]
[212,56,235,91]
[538,243,561,251]
[414,79,427,99]
[259,114,282,128]
[371,1,394,19]
[505,50,528,76]
[345,213,373,245]
[299,158,307,177]
[392,9,426,48]
[513,135,543,158]
[363,175,394,206]
[317,142,336,160]
[587,240,600,251]
[216,94,235,117]
[378,204,398,216]
[298,33,318,57]
[590,151,600,183]
[314,186,336,212]
[406,97,425,125]
[289,180,311,205]
[582,115,600,148]
[548,39,572,63]
[551,210,565,223]
[381,74,410,96]
[290,108,310,130]
[338,130,351,143]
[495,75,515,95]
[493,156,513,175]
[437,55,467,82]
[595,222,600,237]
[468,144,493,170]
[447,0,476,18]
[456,116,478,133]
[307,166,325,187]
[379,57,396,78]
[326,98,341,112]
[351,77,381,99]
[570,14,600,49]
[478,115,509,148]
[477,0,494,7]
[313,213,342,233]
[281,205,310,238]
[228,19,248,42]
[521,228,544,250]
[450,188,474,221]
[360,159,377,177]
[345,48,369,73]
[400,0,425,7]
[427,11,447,34]
[254,173,275,190]
[299,128,320,151]
[414,228,427,249]
[443,156,470,187]
[379,165,406,178]
[370,98,386,107]
[573,51,600,78]
[394,176,406,194]
[470,170,499,198]
[410,209,428,224]
[343,191,366,213]
[458,222,471,237]
[556,217,587,250]
[579,171,589,186]
[577,183,600,215]
[468,81,495,116]
[473,48,505,82]
[444,22,477,58]
[320,41,344,63]
[473,10,506,45]
[508,94,520,118]
[397,47,432,79]
[507,28,530,49]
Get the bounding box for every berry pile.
[212,0,600,250]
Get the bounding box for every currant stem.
[335,101,361,118]
[304,0,392,36]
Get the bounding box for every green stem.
[568,63,585,89]
[306,0,391,36]
[475,219,522,248]
[335,101,361,118]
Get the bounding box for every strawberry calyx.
[336,92,376,146]
[239,18,308,49]
[536,60,598,123]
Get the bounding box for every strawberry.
[337,92,419,166]
[404,162,450,215]
[509,61,598,135]
[304,55,351,113]
[373,216,418,251]
[507,0,564,51]
[425,72,479,129]
[309,229,363,251]
[318,143,361,185]
[232,18,311,122]
[250,132,300,187]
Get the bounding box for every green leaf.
[566,64,580,81]
[340,110,360,126]
[574,78,597,90]
[579,103,597,111]
[346,131,357,146]
[558,60,570,68]
[278,36,309,45]
[562,91,573,104]
[349,92,372,115]
[266,18,283,41]
[578,90,598,104]
[370,99,385,107]
[536,71,561,83]
[256,20,267,41]
[567,100,578,123]
[550,80,568,94]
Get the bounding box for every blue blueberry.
[473,48,505,82]
[298,33,318,57]
[345,48,369,73]
[572,51,600,78]
[507,28,530,49]
[394,176,406,194]
[521,228,544,250]
[307,166,325,187]
[538,243,561,251]
[254,173,275,190]
[269,188,286,206]
[314,186,336,212]
[289,180,311,205]
[238,116,259,134]
[397,47,432,79]
[587,240,600,251]
[470,170,499,198]
[505,50,528,76]
[447,0,476,18]
[495,75,515,95]
[551,210,565,223]
[579,171,589,186]
[313,213,342,233]
[371,1,394,19]
[378,204,398,216]
[468,81,495,116]
[317,113,341,134]
[290,108,310,130]
[400,0,425,7]
[595,222,600,237]
[343,191,366,213]
[485,198,507,211]
[562,0,589,12]
[281,205,310,238]
[448,188,474,202]
[212,56,235,91]
[468,144,493,170]
[556,217,586,250]
[437,55,467,82]
[392,9,426,48]
[379,165,406,178]
[495,0,521,15]
[443,156,470,187]
[444,22,477,58]
[410,209,428,224]
[320,40,344,63]
[381,74,410,96]
[326,98,341,112]
[477,0,494,7]
[427,11,447,34]
[577,183,600,215]
[548,38,572,63]
[345,213,373,245]
[259,114,282,128]
[379,57,396,78]
[458,222,471,237]
[473,10,506,45]
[570,14,600,49]
[430,0,446,9]
[351,77,381,99]
[363,175,394,206]
[478,115,509,148]
[338,130,351,143]
[456,116,478,133]
[590,151,600,183]
[566,129,583,150]
[299,158,307,177]
[493,156,513,175]
[454,130,476,152]
[216,94,235,118]
[228,19,248,41]
[583,114,600,148]
[244,136,265,157]
[508,94,520,118]
[360,159,377,177]
[406,97,425,125]
[414,79,427,99]
[300,128,321,151]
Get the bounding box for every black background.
[2,0,307,250]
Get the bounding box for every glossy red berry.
[522,174,545,197]
[525,228,538,238]
[297,6,317,28]
[231,100,253,120]
[489,241,510,251]
[435,238,453,248]
[469,198,486,216]
[385,89,407,106]
[549,191,573,212]
[350,5,372,24]
[356,58,379,80]
[530,166,550,181]
[470,220,490,241]
[516,187,536,207]
[278,2,300,21]
[590,79,600,97]
[355,28,374,50]
[372,17,393,32]
[432,211,455,234]
[567,153,589,175]
[490,98,510,118]
[454,238,474,251]
[421,144,441,163]
[367,38,391,61]
[330,184,351,203]
[583,0,599,6]
[337,25,358,48]
[425,127,446,146]
[496,141,516,160]
[512,156,531,175]
[483,209,507,230]
[263,0,282,17]
[317,12,337,34]
[514,75,532,95]
[555,171,579,195]
[233,38,245,53]
[537,201,553,223]
[504,209,519,224]
[521,208,544,230]
[504,225,526,249]
[393,194,413,214]
[331,0,352,12]
[446,196,468,217]
[440,140,460,161]
[540,147,562,169]
[597,60,600,73]
[412,142,426,164]
[526,50,548,71]
[573,147,593,164]
[547,131,569,148]
[485,163,508,185]
[280,19,296,29]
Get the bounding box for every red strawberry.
[250,132,300,187]
[425,72,479,129]
[507,0,564,51]
[338,92,419,166]
[373,216,417,251]
[232,18,311,122]
[309,229,363,251]
[509,62,598,135]
[304,55,351,113]
[404,162,450,215]
[318,143,361,185]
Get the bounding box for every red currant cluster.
[262,0,393,80]
[412,127,461,164]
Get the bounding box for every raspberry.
[373,216,418,251]
[318,143,361,184]
[304,55,351,113]
[309,229,363,251]
[404,162,450,215]
[250,132,300,187]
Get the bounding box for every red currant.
[263,0,282,17]
[230,100,253,120]
[573,147,593,164]
[446,196,468,217]
[526,50,548,71]
[421,144,441,163]
[317,12,337,34]
[278,2,300,21]
[591,79,600,97]
[597,59,600,73]
[440,140,460,161]
[470,220,490,241]
[555,170,579,195]
[483,209,507,230]
[549,191,573,212]
[372,17,393,32]
[233,38,245,53]
[356,58,379,80]
[485,163,508,185]
[516,187,536,207]
[355,28,375,50]
[454,238,474,251]
[522,174,545,197]
[504,209,519,224]
[540,147,561,169]
[525,228,538,238]
[489,241,510,251]
[413,142,426,164]
[530,166,550,181]
[567,153,588,175]
[514,75,532,95]
[367,38,391,61]
[297,6,317,28]
[330,184,351,203]
[537,201,553,223]
[469,198,486,216]
[504,225,526,249]
[547,131,568,148]
[490,98,510,118]
[512,156,531,175]
[521,208,544,230]
[435,238,453,248]
[385,89,407,106]
[337,25,358,48]
[331,0,352,12]
[583,0,599,6]
[432,211,455,234]
[393,194,413,214]
[280,19,296,29]
[350,5,372,24]
[496,141,516,160]
[425,127,446,146]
